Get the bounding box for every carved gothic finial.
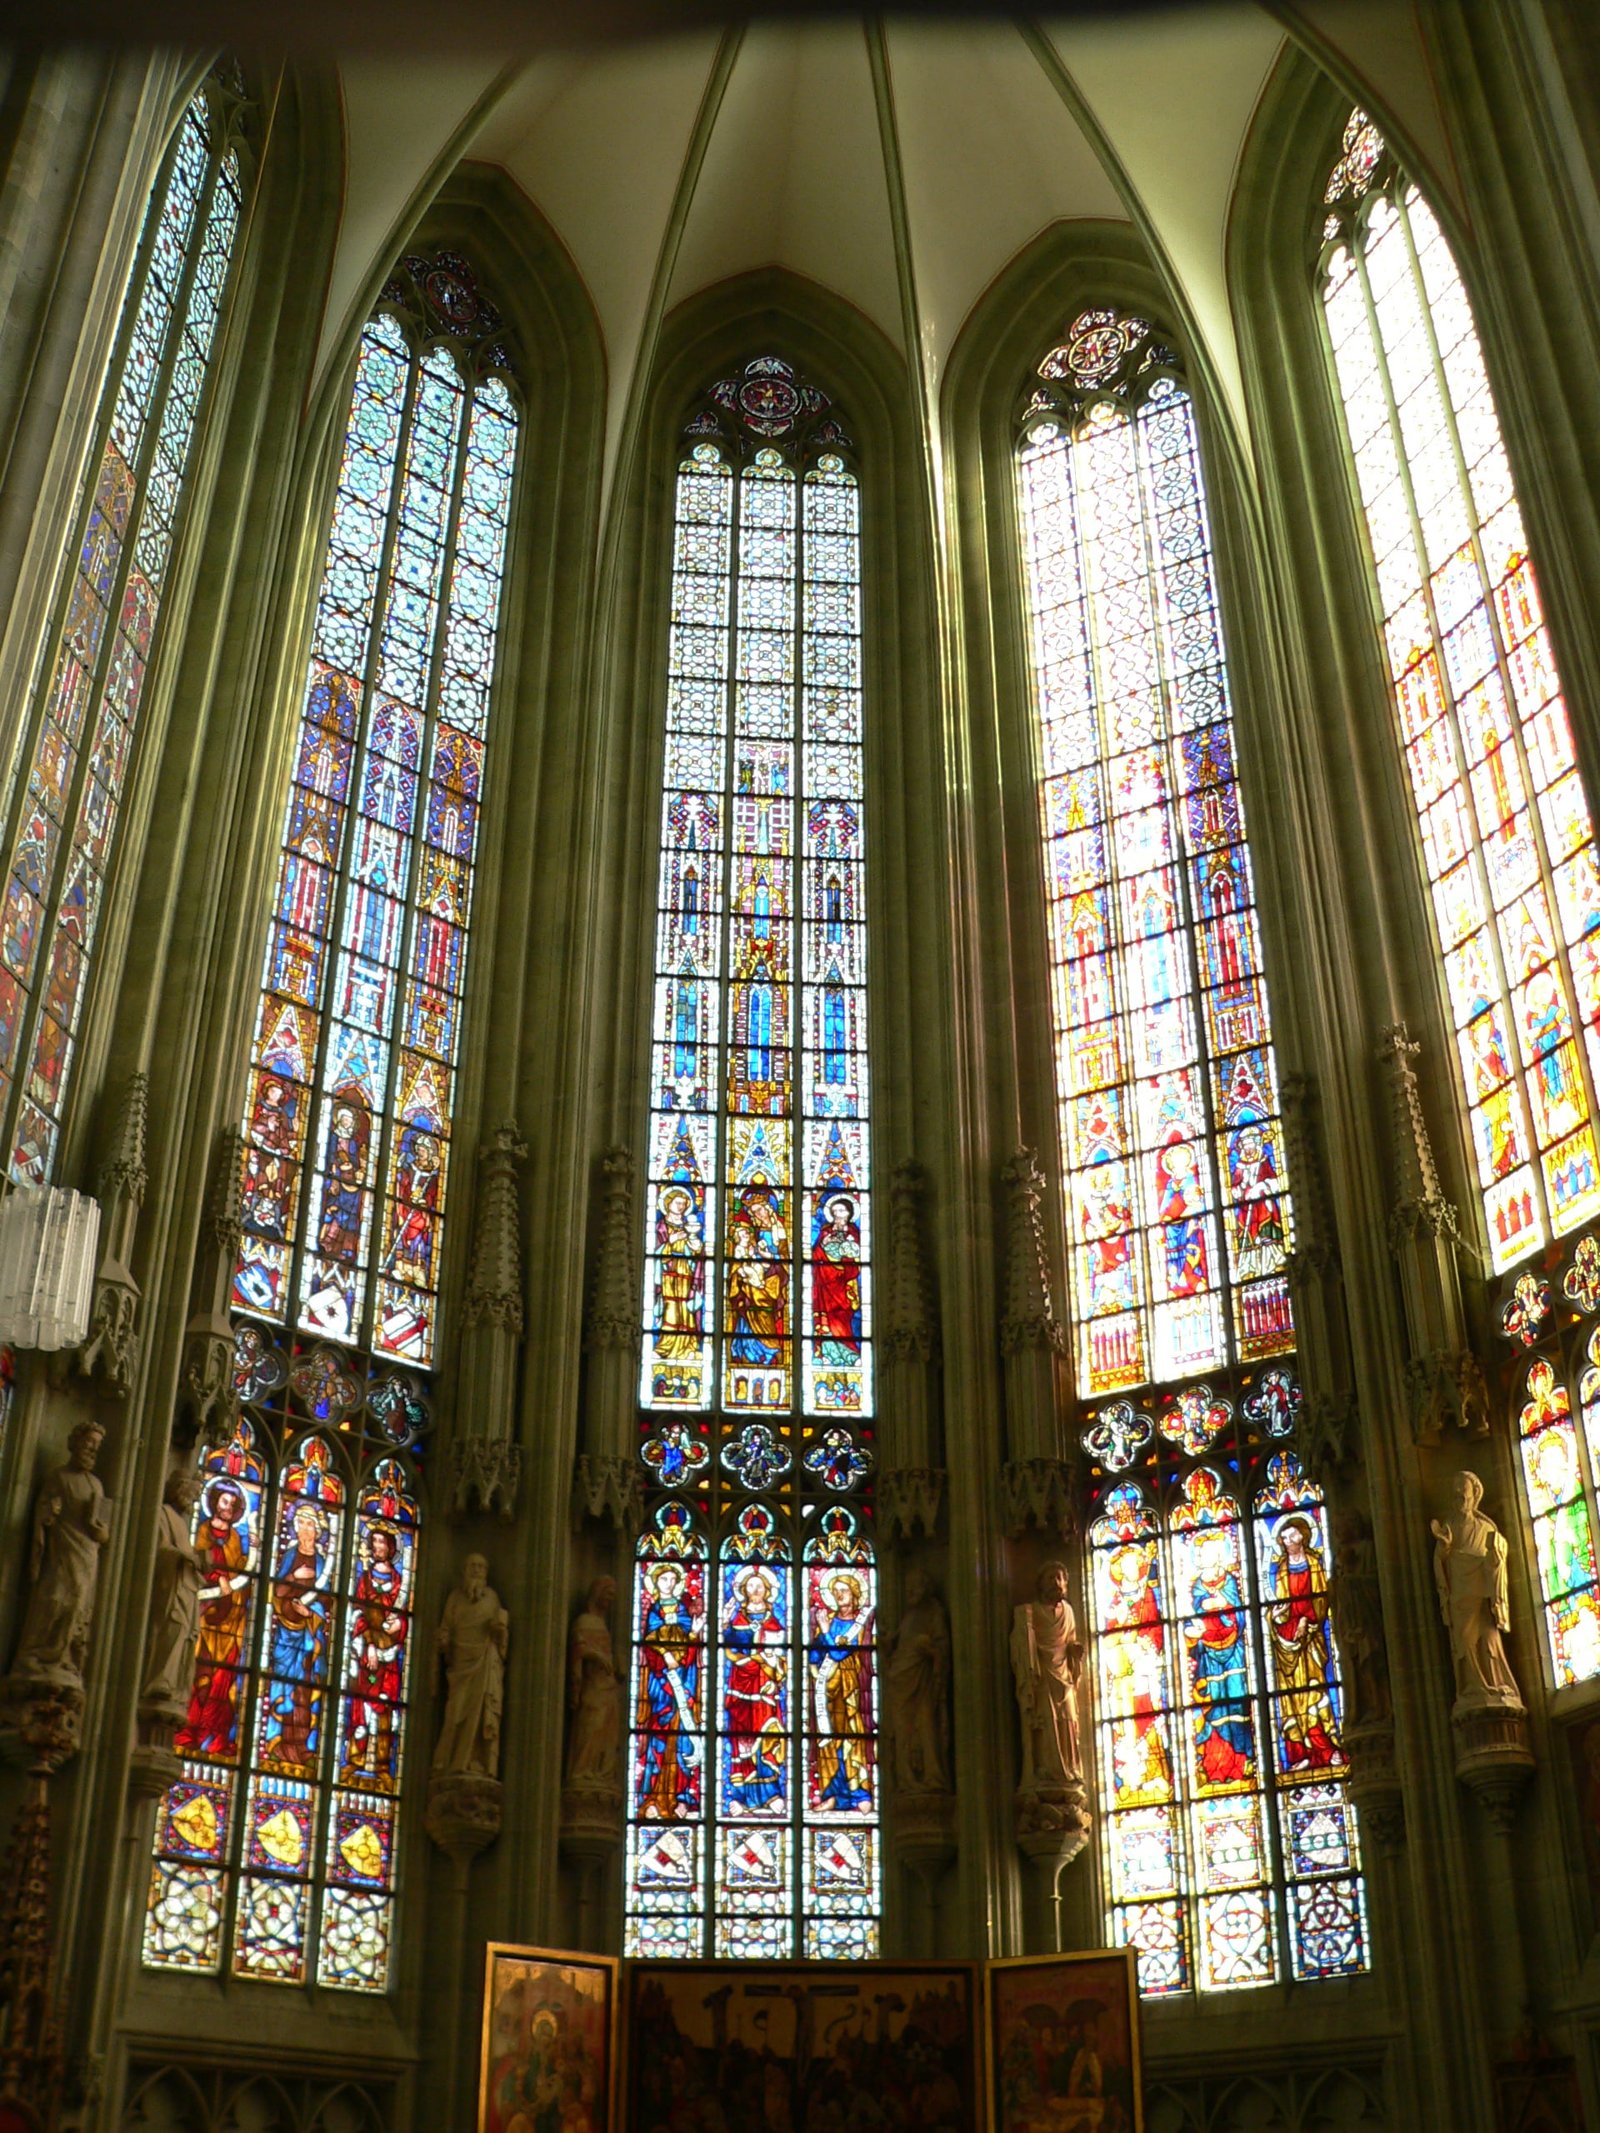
[1001,1148,1065,1357]
[1375,1026,1487,1441]
[1281,1075,1336,1276]
[464,1123,528,1336]
[1377,1023,1452,1239]
[204,1124,244,1257]
[585,1147,637,1353]
[884,1160,937,1366]
[74,1072,148,1395]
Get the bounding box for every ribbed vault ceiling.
[318,4,1455,491]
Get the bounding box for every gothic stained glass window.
[1321,109,1600,1273]
[1016,311,1294,1405]
[0,75,245,1187]
[1018,308,1367,1992]
[143,1328,425,1991]
[627,359,879,1961]
[229,251,519,1370]
[1086,1422,1367,1995]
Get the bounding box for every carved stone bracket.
[559,1783,624,1868]
[447,1439,523,1521]
[73,1071,147,1397]
[1343,1720,1406,1852]
[572,1452,642,1532]
[1377,1026,1488,1443]
[1452,1699,1535,1833]
[879,1466,945,1541]
[584,1147,637,1353]
[424,1771,503,1873]
[1000,1148,1067,1359]
[889,1789,956,1885]
[1001,1457,1076,1540]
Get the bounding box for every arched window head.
[143,1331,427,1990]
[0,70,247,1185]
[1321,109,1600,1272]
[230,249,521,1369]
[628,358,879,1960]
[1017,307,1294,1400]
[1017,305,1368,1992]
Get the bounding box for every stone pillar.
[574,1146,642,1532]
[450,1123,528,1520]
[1281,1072,1359,1473]
[179,1127,243,1445]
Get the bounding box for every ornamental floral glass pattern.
[1017,311,1295,1402]
[628,359,878,1962]
[0,77,244,1186]
[143,1327,426,1990]
[231,252,519,1368]
[1321,110,1600,1272]
[1084,1389,1368,1995]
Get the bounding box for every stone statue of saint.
[1010,1558,1084,1790]
[1432,1470,1521,1709]
[1329,1504,1391,1727]
[565,1575,623,1791]
[884,1570,952,1795]
[139,1469,205,1719]
[12,1421,113,1692]
[433,1553,509,1779]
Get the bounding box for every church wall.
[0,9,1596,2128]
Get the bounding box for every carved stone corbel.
[1001,1457,1076,1540]
[571,1453,641,1532]
[73,1072,146,1396]
[1377,1026,1488,1441]
[450,1124,528,1521]
[879,1466,946,1541]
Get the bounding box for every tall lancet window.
[627,359,879,1962]
[1321,112,1600,1687]
[142,250,518,1991]
[0,72,246,1186]
[1017,309,1368,1993]
[1321,110,1600,1274]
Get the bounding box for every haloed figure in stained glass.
[178,1480,251,1757]
[344,1523,407,1789]
[637,1563,701,1819]
[727,1189,788,1368]
[1103,1541,1171,1805]
[811,1195,863,1366]
[809,1570,873,1812]
[318,1102,368,1261]
[722,1567,787,1812]
[263,1503,331,1775]
[1266,1518,1338,1772]
[1185,1532,1254,1789]
[655,1187,705,1359]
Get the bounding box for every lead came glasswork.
[1321,109,1600,1271]
[0,80,244,1185]
[1017,312,1295,1402]
[629,359,878,1960]
[232,258,518,1367]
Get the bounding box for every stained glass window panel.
[629,360,877,1961]
[231,259,518,1366]
[1018,320,1294,1402]
[144,1330,427,1990]
[1321,111,1600,1271]
[0,79,244,1185]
